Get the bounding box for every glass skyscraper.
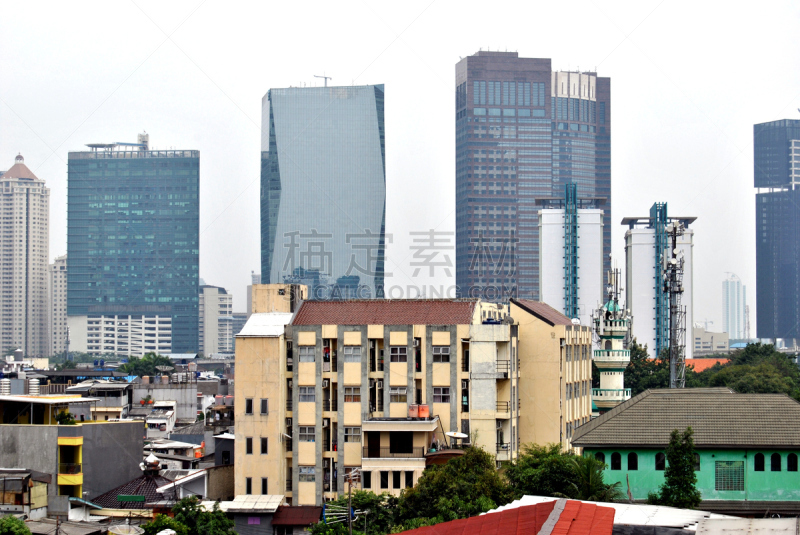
[455,51,611,301]
[754,119,800,339]
[67,134,200,354]
[260,85,386,299]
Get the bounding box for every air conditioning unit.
[462,380,469,389]
[369,378,375,388]
[288,379,293,388]
[322,379,329,388]
[413,339,420,347]
[323,418,330,428]
[286,418,292,427]
[376,380,383,389]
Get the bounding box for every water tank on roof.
[28,379,39,395]
[224,395,233,406]
[0,378,10,396]
[13,349,22,362]
[215,395,223,406]
[142,376,150,385]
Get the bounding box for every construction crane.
[662,222,687,388]
[314,74,332,87]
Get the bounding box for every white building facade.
[48,254,67,357]
[0,155,49,357]
[199,285,232,355]
[539,208,604,327]
[722,273,747,340]
[67,315,172,356]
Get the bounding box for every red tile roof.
[271,505,322,526]
[686,358,729,372]
[291,300,478,326]
[512,299,574,326]
[396,500,615,535]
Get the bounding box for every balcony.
[286,400,293,412]
[322,400,338,412]
[496,442,511,461]
[58,463,82,475]
[362,447,425,459]
[496,360,510,378]
[496,401,510,413]
[593,349,630,363]
[285,479,292,492]
[285,439,292,452]
[592,388,632,404]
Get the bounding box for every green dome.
[604,300,621,312]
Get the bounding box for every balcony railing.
[362,447,425,459]
[593,349,630,360]
[496,360,510,377]
[322,400,338,412]
[462,351,470,372]
[59,463,82,475]
[286,400,293,412]
[285,479,292,492]
[496,401,510,412]
[496,442,510,454]
[591,388,632,400]
[285,439,292,452]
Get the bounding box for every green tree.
[56,360,77,371]
[567,455,624,502]
[395,447,512,525]
[647,427,702,509]
[172,496,235,535]
[54,411,77,425]
[0,516,31,535]
[505,443,577,499]
[120,352,175,377]
[143,514,189,535]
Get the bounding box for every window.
[245,477,252,494]
[432,346,450,362]
[245,398,253,415]
[715,461,744,491]
[344,346,361,363]
[260,399,268,415]
[771,453,782,471]
[299,386,315,402]
[694,453,701,471]
[345,427,361,443]
[390,387,407,403]
[390,347,407,363]
[261,437,268,454]
[595,452,605,464]
[299,346,315,362]
[655,452,666,471]
[363,471,372,488]
[246,437,253,454]
[433,387,450,403]
[261,478,268,494]
[789,453,798,472]
[299,426,315,442]
[610,452,621,470]
[299,466,315,482]
[380,471,389,489]
[405,471,414,488]
[344,387,361,403]
[754,452,765,471]
[393,471,401,488]
[628,452,638,471]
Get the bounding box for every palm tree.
[565,455,624,502]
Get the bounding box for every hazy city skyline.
[1,1,799,334]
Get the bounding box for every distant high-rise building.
[455,51,611,301]
[722,273,747,340]
[48,254,67,357]
[67,134,199,355]
[623,203,695,359]
[260,85,386,299]
[199,285,232,355]
[754,119,800,340]
[0,154,49,357]
[219,312,247,353]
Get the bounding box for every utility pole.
[663,222,686,388]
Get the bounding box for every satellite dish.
[446,431,469,439]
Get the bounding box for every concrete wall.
[207,464,234,501]
[0,426,58,491]
[80,421,144,499]
[132,383,197,421]
[215,437,234,466]
[234,513,273,535]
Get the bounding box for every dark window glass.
[628,452,638,471]
[363,471,372,488]
[694,453,701,471]
[655,452,666,471]
[789,453,798,472]
[245,398,253,415]
[755,453,765,471]
[405,471,414,488]
[380,471,389,489]
[261,478,268,494]
[261,437,268,454]
[393,471,401,488]
[260,399,268,414]
[771,453,782,471]
[245,477,252,495]
[610,452,621,470]
[595,452,605,464]
[246,437,253,454]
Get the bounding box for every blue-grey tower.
[260,85,386,299]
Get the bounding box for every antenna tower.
[662,222,686,388]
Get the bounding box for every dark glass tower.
[260,85,386,299]
[455,51,611,300]
[754,119,800,339]
[67,136,200,352]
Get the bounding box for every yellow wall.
[250,284,307,313]
[432,363,449,386]
[343,363,360,385]
[298,402,316,426]
[343,403,360,426]
[389,331,407,346]
[344,442,361,465]
[30,482,48,510]
[298,442,315,464]
[298,482,315,505]
[389,363,407,386]
[298,362,315,386]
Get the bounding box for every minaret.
[592,267,632,415]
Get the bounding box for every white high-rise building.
[624,204,695,360]
[48,255,67,357]
[199,285,232,354]
[0,154,49,357]
[539,207,604,327]
[722,273,747,340]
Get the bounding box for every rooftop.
[512,299,574,326]
[572,388,800,449]
[0,394,99,405]
[292,299,478,326]
[204,495,284,514]
[237,312,294,337]
[272,505,323,526]
[92,473,173,509]
[2,154,40,181]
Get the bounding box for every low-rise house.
[0,469,50,519]
[572,388,800,515]
[65,380,133,421]
[214,432,235,466]
[201,495,284,535]
[146,401,177,438]
[91,455,173,519]
[155,465,234,502]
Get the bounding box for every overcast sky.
[1,1,799,331]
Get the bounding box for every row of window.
[297,345,452,363]
[595,451,800,473]
[286,386,454,404]
[244,470,415,492]
[294,426,362,443]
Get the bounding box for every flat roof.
[0,395,100,405]
[621,216,697,227]
[237,312,293,337]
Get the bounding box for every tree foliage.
[142,514,189,535]
[566,455,625,502]
[647,427,702,509]
[119,352,175,377]
[171,497,235,535]
[0,516,31,535]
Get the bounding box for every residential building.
[65,380,133,421]
[0,154,50,357]
[590,272,631,414]
[199,285,233,355]
[48,254,68,358]
[455,51,611,301]
[155,465,234,502]
[538,184,604,325]
[509,299,593,450]
[246,271,261,319]
[0,469,50,520]
[67,133,199,354]
[260,85,387,299]
[235,287,520,505]
[572,388,800,515]
[0,394,143,499]
[722,273,746,340]
[754,119,800,340]
[623,204,695,359]
[692,326,729,355]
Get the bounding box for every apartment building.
[48,254,67,357]
[199,285,233,354]
[235,288,519,505]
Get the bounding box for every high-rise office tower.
[455,52,611,301]
[67,134,199,355]
[0,154,49,357]
[722,273,747,340]
[199,285,232,355]
[754,119,800,340]
[623,203,695,359]
[48,254,67,357]
[260,85,386,300]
